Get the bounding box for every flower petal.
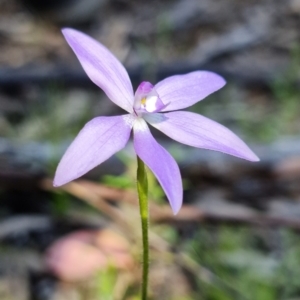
[62,28,134,113]
[145,111,259,161]
[54,115,135,186]
[154,71,226,111]
[133,119,183,214]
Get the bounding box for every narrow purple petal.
[145,111,259,161]
[54,115,135,186]
[62,28,134,113]
[154,71,226,111]
[133,119,183,214]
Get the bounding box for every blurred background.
[1,0,300,299]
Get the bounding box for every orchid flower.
[54,28,259,215]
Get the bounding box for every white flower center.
[140,95,159,112]
[134,82,168,116]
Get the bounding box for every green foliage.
[50,191,71,217]
[153,224,178,244]
[95,267,118,300]
[104,152,166,202]
[146,169,165,202]
[186,226,300,300]
[102,174,134,189]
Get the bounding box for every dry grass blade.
[42,178,300,231]
[40,178,130,231]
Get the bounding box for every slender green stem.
[137,156,149,300]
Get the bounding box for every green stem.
[137,156,149,300]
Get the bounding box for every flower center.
[134,81,167,115]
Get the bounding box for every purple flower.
[54,28,259,214]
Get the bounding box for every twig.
[41,179,130,232]
[56,180,300,232]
